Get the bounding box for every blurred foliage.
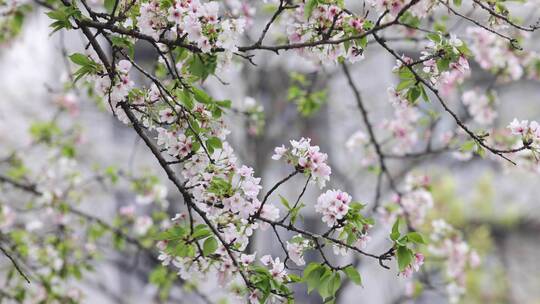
[427,171,525,303]
[288,72,327,117]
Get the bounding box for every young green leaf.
[202,237,218,256]
[279,195,291,210]
[397,246,413,272]
[390,218,402,241]
[304,0,318,19]
[406,232,426,244]
[343,265,362,285]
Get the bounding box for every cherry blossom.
[315,189,352,227]
[400,253,425,278]
[3,0,537,302]
[260,255,288,282]
[286,235,311,266]
[462,90,497,125]
[272,137,332,188]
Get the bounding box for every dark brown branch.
[441,1,521,50]
[0,243,31,283]
[372,32,531,165]
[472,0,540,32]
[254,169,299,219]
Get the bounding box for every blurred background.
[2,1,540,303]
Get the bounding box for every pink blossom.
[286,235,310,266]
[119,205,135,218]
[273,138,332,188]
[354,235,371,250]
[315,189,352,227]
[508,118,529,135]
[260,255,287,282]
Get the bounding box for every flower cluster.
[239,96,265,136]
[272,137,331,188]
[87,59,134,123]
[10,0,537,302]
[137,0,167,40]
[345,130,377,167]
[462,90,497,125]
[286,235,311,266]
[111,60,135,103]
[260,255,288,282]
[508,118,540,142]
[401,253,425,278]
[401,174,434,227]
[467,26,525,81]
[421,34,470,95]
[135,183,168,205]
[428,220,481,303]
[283,3,368,63]
[315,189,352,227]
[378,173,433,228]
[384,88,421,154]
[136,0,246,54]
[367,0,435,18]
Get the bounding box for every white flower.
[134,216,153,235]
[315,189,352,227]
[286,235,310,266]
[261,255,287,282]
[159,108,176,124]
[272,145,287,160]
[507,118,529,135]
[240,253,256,266]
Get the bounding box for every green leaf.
[436,58,450,72]
[290,202,305,224]
[419,84,429,102]
[216,99,232,109]
[407,86,421,103]
[288,273,302,283]
[177,89,194,109]
[304,263,323,294]
[279,195,291,210]
[202,237,218,256]
[149,266,168,285]
[343,266,362,285]
[390,218,401,241]
[396,79,415,91]
[104,0,116,14]
[303,262,320,279]
[110,36,135,58]
[192,87,212,104]
[477,145,486,158]
[427,33,441,43]
[305,0,318,19]
[461,140,475,152]
[188,54,217,80]
[306,268,323,294]
[317,269,334,299]
[357,36,368,49]
[206,137,222,151]
[406,232,426,244]
[328,272,342,297]
[69,53,100,82]
[45,6,80,33]
[398,12,420,28]
[457,43,472,57]
[191,225,212,240]
[69,53,92,66]
[207,177,233,196]
[173,242,195,257]
[155,226,187,241]
[396,246,413,271]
